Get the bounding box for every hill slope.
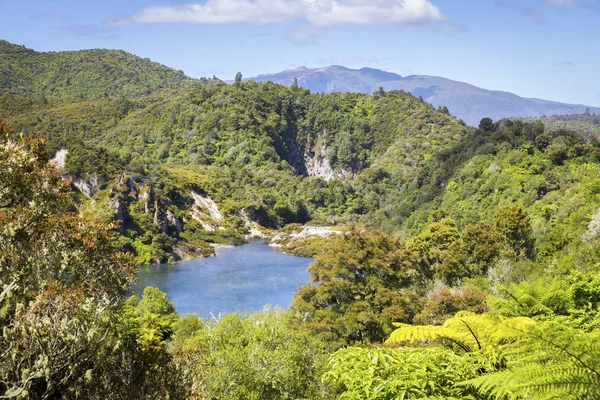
[519,113,600,141]
[0,77,470,263]
[0,40,192,98]
[250,65,600,126]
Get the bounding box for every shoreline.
[141,225,337,267]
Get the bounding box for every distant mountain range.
[250,66,600,126]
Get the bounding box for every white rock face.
[270,225,340,247]
[49,148,68,170]
[190,190,225,231]
[238,209,262,239]
[72,175,99,198]
[305,143,335,181]
[583,208,600,242]
[49,148,100,198]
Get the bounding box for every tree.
[493,205,535,259]
[437,105,450,115]
[292,228,420,348]
[235,71,243,86]
[461,222,501,276]
[479,117,495,133]
[292,77,299,89]
[404,219,464,285]
[172,309,328,400]
[335,130,354,168]
[413,286,488,325]
[0,119,181,398]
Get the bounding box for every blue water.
[131,240,313,318]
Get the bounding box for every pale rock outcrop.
[270,225,340,247]
[238,209,262,239]
[72,175,99,198]
[190,190,225,231]
[49,148,68,170]
[108,196,125,233]
[583,208,600,242]
[167,210,184,232]
[50,148,99,198]
[304,143,335,181]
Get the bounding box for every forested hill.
[0,71,469,263]
[4,41,600,274]
[0,40,192,98]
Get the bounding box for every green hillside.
[520,113,600,141]
[0,78,470,262]
[0,40,192,99]
[4,41,600,399]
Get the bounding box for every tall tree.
[0,119,181,399]
[292,228,420,348]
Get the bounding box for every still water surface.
[131,240,313,319]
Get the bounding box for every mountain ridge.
[249,65,600,126]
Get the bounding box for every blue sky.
[1,0,599,106]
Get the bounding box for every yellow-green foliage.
[387,312,600,400]
[323,346,487,399]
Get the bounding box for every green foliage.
[468,320,600,400]
[323,346,487,399]
[494,205,535,259]
[0,119,184,398]
[6,41,600,399]
[0,68,470,263]
[173,309,329,400]
[386,312,600,400]
[520,113,600,142]
[405,218,463,284]
[292,228,420,348]
[488,271,600,331]
[0,40,192,99]
[387,312,528,357]
[413,286,488,325]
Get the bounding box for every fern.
[487,279,571,319]
[387,312,600,399]
[386,312,531,356]
[467,321,600,399]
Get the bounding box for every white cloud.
[545,0,578,7]
[286,25,324,45]
[113,0,446,27]
[555,61,576,67]
[496,0,599,22]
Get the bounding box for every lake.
[131,240,313,319]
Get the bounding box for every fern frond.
[467,319,600,399]
[387,312,530,355]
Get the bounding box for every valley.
[2,37,600,399]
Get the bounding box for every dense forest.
[520,112,600,142]
[2,41,600,399]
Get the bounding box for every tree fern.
[467,320,600,399]
[487,279,571,319]
[386,312,531,356]
[387,312,600,399]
